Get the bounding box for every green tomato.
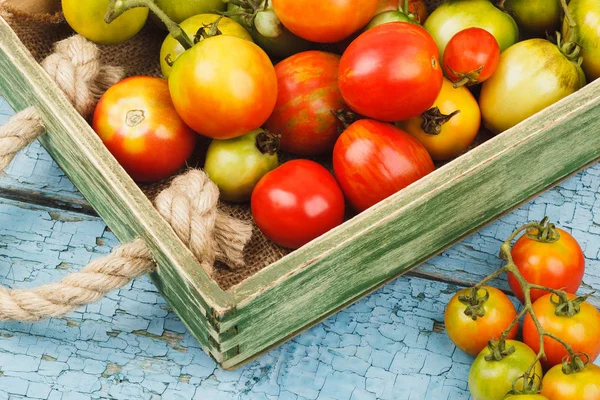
[62,0,148,45]
[504,0,561,37]
[154,0,226,23]
[366,11,418,30]
[204,129,279,203]
[424,0,518,57]
[160,14,253,79]
[479,38,585,134]
[563,0,600,82]
[468,340,543,400]
[227,1,312,59]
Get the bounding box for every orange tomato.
[542,363,600,400]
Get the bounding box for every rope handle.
[0,35,252,322]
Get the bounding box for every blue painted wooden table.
[0,97,598,400]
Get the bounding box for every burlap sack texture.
[0,0,449,290]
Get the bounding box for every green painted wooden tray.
[1,15,599,369]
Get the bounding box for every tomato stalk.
[104,0,194,50]
[255,130,281,155]
[560,0,577,40]
[223,0,283,38]
[470,217,594,384]
[420,107,460,135]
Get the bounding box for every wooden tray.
[1,15,599,370]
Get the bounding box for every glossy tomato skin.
[204,129,278,203]
[251,160,345,249]
[271,0,379,43]
[508,228,585,303]
[479,39,585,134]
[443,27,500,85]
[375,0,429,24]
[523,293,600,369]
[445,287,519,357]
[92,77,197,182]
[339,23,443,122]
[541,363,600,400]
[160,14,252,79]
[154,0,226,23]
[62,0,148,45]
[333,120,434,212]
[424,0,518,57]
[265,51,344,156]
[397,78,481,161]
[469,340,543,400]
[564,0,600,81]
[169,35,278,139]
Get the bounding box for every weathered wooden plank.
[0,17,232,361]
[220,78,600,367]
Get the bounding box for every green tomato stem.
[560,0,577,41]
[104,0,194,50]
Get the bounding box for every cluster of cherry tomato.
[63,0,600,250]
[445,222,600,399]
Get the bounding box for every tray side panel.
[0,18,233,360]
[222,79,600,368]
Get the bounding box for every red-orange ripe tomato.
[93,76,196,183]
[264,51,345,156]
[333,120,434,212]
[443,27,501,87]
[508,227,585,304]
[271,0,379,43]
[168,35,277,139]
[338,23,443,122]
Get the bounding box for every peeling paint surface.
[1,99,599,399]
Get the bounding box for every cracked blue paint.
[1,98,599,399]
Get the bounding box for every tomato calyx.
[445,64,484,88]
[553,32,584,66]
[458,286,490,320]
[420,107,461,135]
[485,338,516,361]
[561,352,590,375]
[331,109,361,132]
[550,291,594,317]
[506,373,543,396]
[224,0,283,38]
[194,17,225,42]
[525,216,560,243]
[255,130,281,155]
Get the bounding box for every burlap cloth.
[0,0,453,290]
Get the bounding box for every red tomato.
[338,23,443,122]
[264,51,345,156]
[251,160,345,249]
[333,120,434,212]
[443,27,501,87]
[272,0,379,43]
[375,0,429,24]
[93,76,197,182]
[168,35,277,139]
[522,293,600,369]
[508,227,585,304]
[445,286,519,357]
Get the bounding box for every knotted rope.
[0,35,252,321]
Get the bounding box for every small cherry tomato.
[160,14,252,79]
[168,35,278,139]
[445,286,519,357]
[469,340,543,400]
[271,0,379,43]
[204,129,279,203]
[397,77,481,161]
[541,362,600,400]
[443,27,501,87]
[62,0,149,45]
[523,293,600,369]
[251,160,345,249]
[338,23,443,122]
[92,76,197,182]
[264,51,345,156]
[508,225,585,304]
[333,119,434,212]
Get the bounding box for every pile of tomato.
[445,223,600,399]
[62,0,600,250]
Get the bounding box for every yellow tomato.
[479,39,585,134]
[160,14,253,79]
[62,0,148,45]
[563,0,600,82]
[396,78,480,161]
